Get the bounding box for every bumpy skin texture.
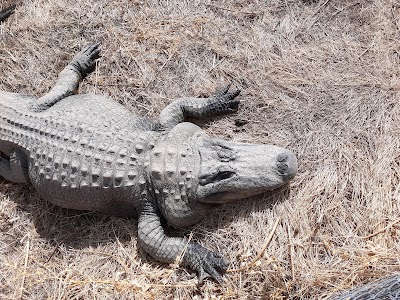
[328,275,400,300]
[0,44,298,283]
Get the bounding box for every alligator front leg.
[138,201,229,283]
[0,149,29,183]
[31,43,101,112]
[159,85,241,129]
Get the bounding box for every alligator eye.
[212,143,236,162]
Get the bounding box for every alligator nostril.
[277,160,288,175]
[277,152,291,177]
[276,151,298,181]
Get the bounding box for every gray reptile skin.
[328,275,400,300]
[1,8,399,296]
[0,44,298,283]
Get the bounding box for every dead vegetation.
[1,0,399,298]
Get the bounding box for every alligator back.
[0,93,160,216]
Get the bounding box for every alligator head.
[149,122,297,227]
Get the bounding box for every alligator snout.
[276,150,297,181]
[196,137,298,204]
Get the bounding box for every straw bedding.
[0,0,399,298]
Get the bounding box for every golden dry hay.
[1,0,399,299]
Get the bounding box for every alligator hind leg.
[158,84,241,129]
[0,149,29,183]
[30,43,101,112]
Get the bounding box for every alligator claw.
[211,85,241,114]
[217,83,232,96]
[183,243,229,284]
[70,43,101,78]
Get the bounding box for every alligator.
[0,7,399,298]
[0,43,298,282]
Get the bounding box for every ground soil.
[1,0,399,299]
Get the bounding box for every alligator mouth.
[199,167,236,186]
[199,186,278,204]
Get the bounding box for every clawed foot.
[212,84,241,113]
[183,243,229,284]
[70,43,101,78]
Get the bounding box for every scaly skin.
[0,44,298,283]
[328,275,400,300]
[0,4,397,294]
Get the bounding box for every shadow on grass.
[1,178,292,259]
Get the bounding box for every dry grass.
[1,0,400,298]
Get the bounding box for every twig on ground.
[287,223,295,281]
[362,218,400,239]
[18,238,30,300]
